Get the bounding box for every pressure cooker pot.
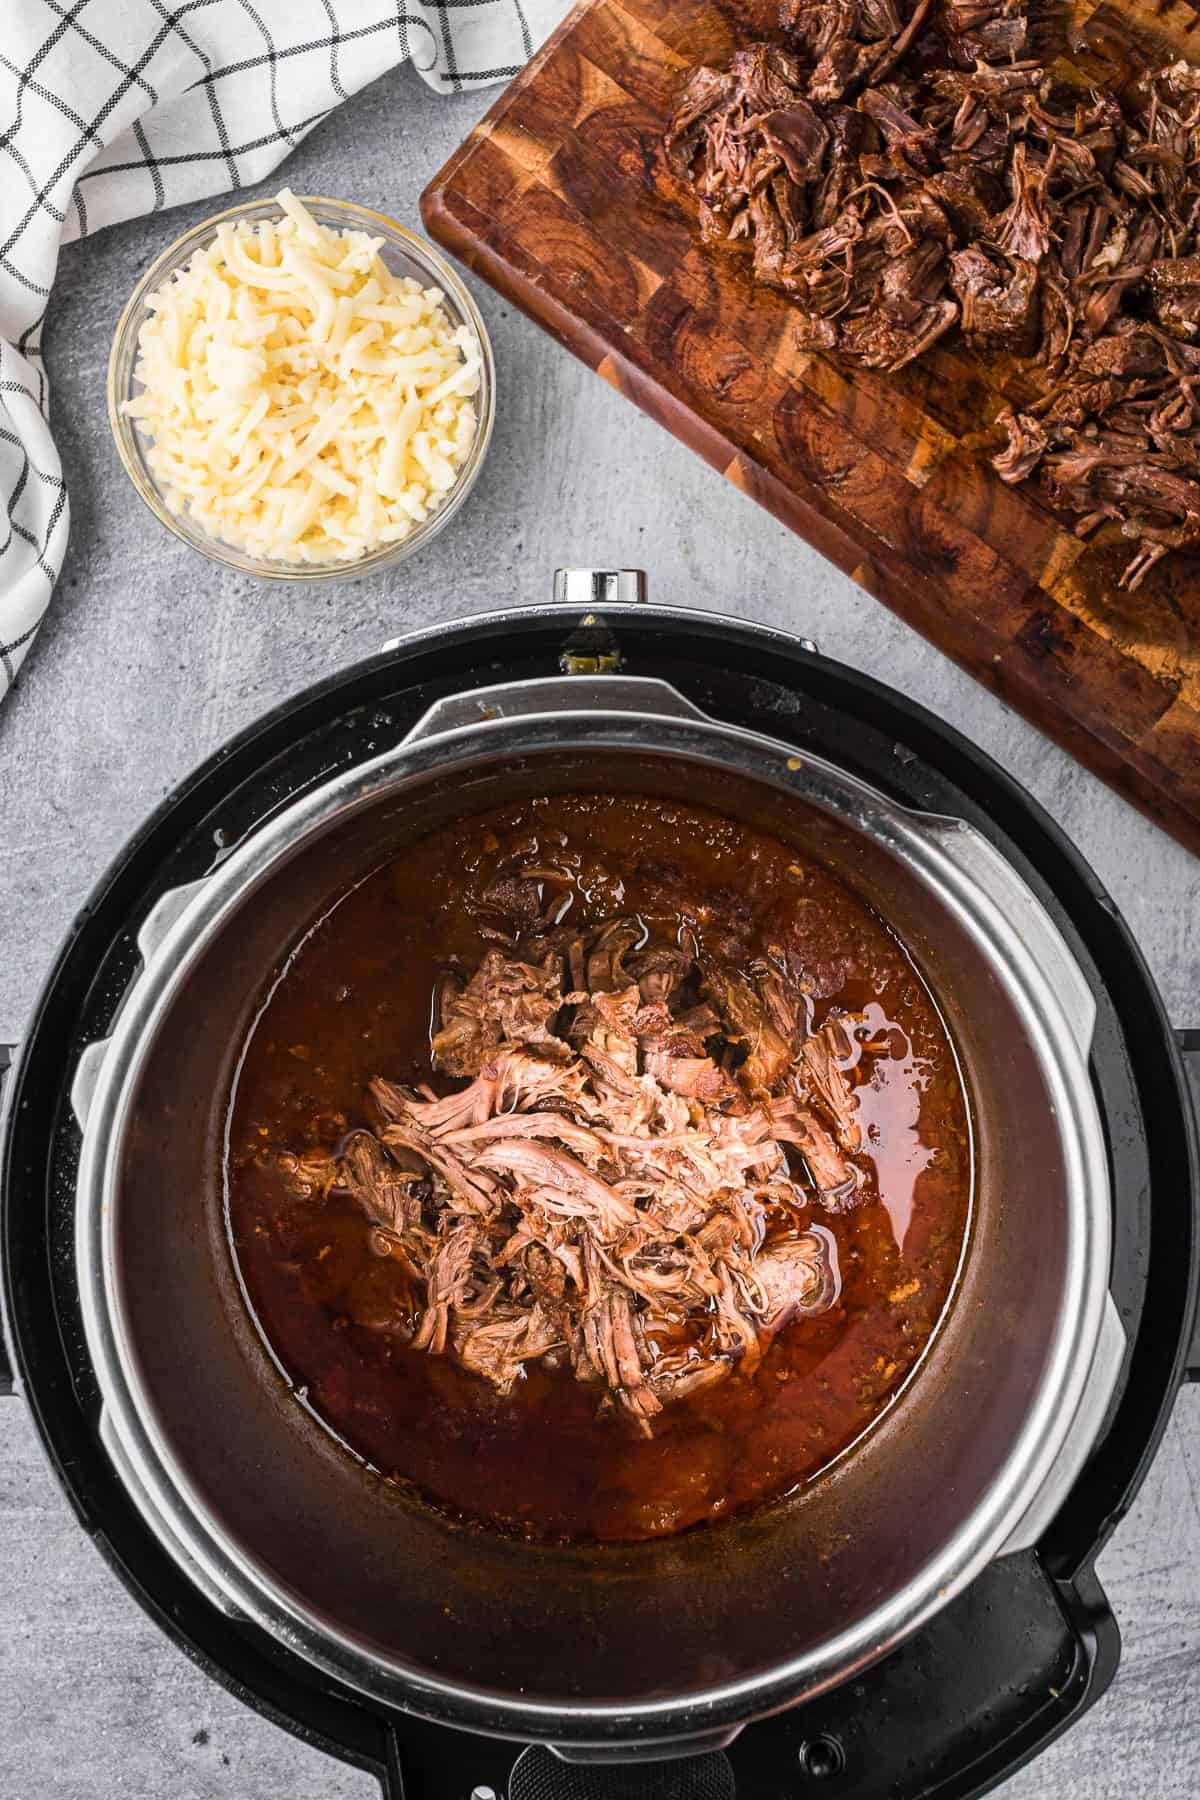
[65,577,1124,1759]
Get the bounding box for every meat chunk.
[994,143,1051,264]
[839,290,957,370]
[641,1047,734,1102]
[454,1304,562,1395]
[770,1095,862,1210]
[276,1147,339,1201]
[581,1290,662,1434]
[1149,257,1200,341]
[412,1222,491,1354]
[800,1019,862,1152]
[432,948,563,1076]
[992,410,1048,483]
[702,962,794,1095]
[950,247,1038,352]
[664,64,735,173]
[568,983,641,1075]
[473,1139,639,1239]
[763,99,830,183]
[627,943,694,1007]
[339,1131,425,1238]
[585,918,643,993]
[757,1229,840,1328]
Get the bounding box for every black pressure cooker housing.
[3,604,1198,1800]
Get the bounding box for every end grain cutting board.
[421,0,1200,857]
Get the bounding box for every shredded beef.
[284,910,883,1434]
[665,0,1200,588]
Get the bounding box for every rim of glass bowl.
[106,196,496,583]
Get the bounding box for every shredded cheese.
[123,191,483,565]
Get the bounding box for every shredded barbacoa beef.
[281,911,874,1435]
[665,2,1200,588]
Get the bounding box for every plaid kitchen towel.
[0,0,565,698]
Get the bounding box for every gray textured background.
[2,59,1199,1800]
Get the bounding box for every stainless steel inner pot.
[71,635,1120,1756]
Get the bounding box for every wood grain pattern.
[421,0,1200,856]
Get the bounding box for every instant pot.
[3,579,1198,1799]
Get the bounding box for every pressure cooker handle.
[1000,1291,1126,1553]
[511,1744,738,1798]
[381,1726,738,1800]
[401,673,713,747]
[3,907,204,1394]
[0,1044,14,1394]
[548,1729,742,1767]
[1177,1030,1200,1383]
[903,816,1097,1060]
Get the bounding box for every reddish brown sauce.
[226,794,971,1541]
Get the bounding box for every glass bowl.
[107,196,495,582]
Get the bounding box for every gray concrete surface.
[1,57,1199,1800]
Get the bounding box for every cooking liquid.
[226,794,972,1542]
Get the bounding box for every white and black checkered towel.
[0,0,565,698]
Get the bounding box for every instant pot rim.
[70,685,1111,1742]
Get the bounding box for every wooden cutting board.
[421,0,1200,857]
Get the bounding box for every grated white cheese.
[123,191,482,566]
